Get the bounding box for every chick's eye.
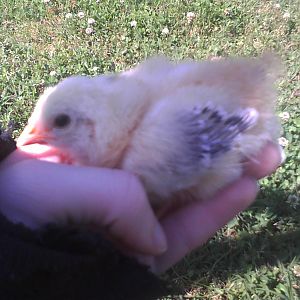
[54,114,71,128]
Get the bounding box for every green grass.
[0,0,299,298]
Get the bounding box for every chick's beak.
[17,125,51,147]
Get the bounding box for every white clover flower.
[161,27,170,35]
[278,137,289,147]
[43,0,51,3]
[88,18,96,25]
[49,71,56,76]
[274,3,281,9]
[187,12,195,18]
[186,12,196,23]
[120,0,125,3]
[279,111,290,121]
[283,12,290,19]
[293,265,300,277]
[224,8,231,16]
[85,27,94,35]
[130,20,137,27]
[78,11,85,18]
[65,13,73,19]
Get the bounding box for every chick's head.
[17,75,148,166]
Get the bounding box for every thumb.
[0,159,167,255]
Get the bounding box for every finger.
[152,176,258,274]
[0,144,61,169]
[244,142,283,179]
[0,160,167,255]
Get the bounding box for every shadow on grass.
[166,187,300,294]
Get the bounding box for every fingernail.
[152,223,167,254]
[277,144,286,165]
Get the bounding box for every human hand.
[0,144,168,256]
[0,142,282,274]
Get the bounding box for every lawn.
[0,0,299,299]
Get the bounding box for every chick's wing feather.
[121,86,255,203]
[121,55,281,205]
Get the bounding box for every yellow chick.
[17,55,281,207]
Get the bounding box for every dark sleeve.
[0,128,173,300]
[0,127,16,160]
